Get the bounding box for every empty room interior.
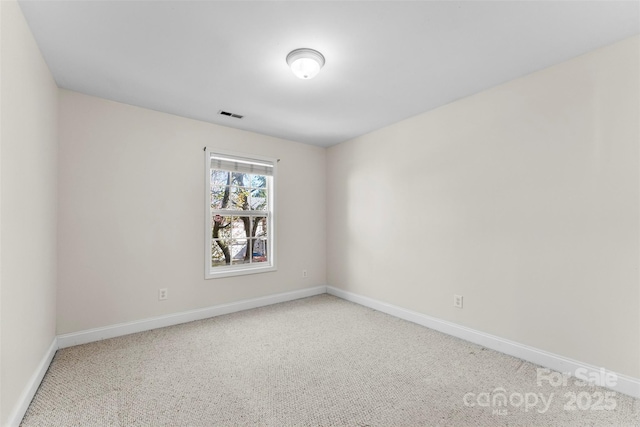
[1,0,639,426]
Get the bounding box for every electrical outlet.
[159,288,168,301]
[302,269,308,278]
[453,294,463,308]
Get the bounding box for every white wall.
[327,36,639,378]
[57,90,326,334]
[0,0,58,425]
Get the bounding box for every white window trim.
[204,148,277,279]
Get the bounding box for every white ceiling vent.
[218,110,244,119]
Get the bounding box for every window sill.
[205,264,276,279]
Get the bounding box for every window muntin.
[205,151,276,278]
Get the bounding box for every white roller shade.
[210,154,273,176]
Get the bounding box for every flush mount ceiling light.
[286,48,325,80]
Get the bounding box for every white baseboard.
[57,286,327,349]
[6,337,58,427]
[326,286,640,399]
[9,284,638,427]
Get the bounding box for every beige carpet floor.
[21,294,640,426]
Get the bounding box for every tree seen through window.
[210,170,269,267]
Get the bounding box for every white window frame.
[204,148,277,279]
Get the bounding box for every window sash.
[210,209,270,217]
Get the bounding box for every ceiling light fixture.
[286,48,325,80]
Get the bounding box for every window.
[204,149,276,278]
